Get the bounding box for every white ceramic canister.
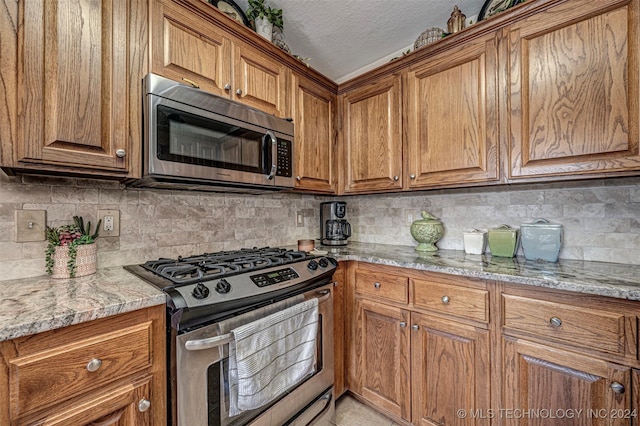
[463,229,487,255]
[520,218,563,262]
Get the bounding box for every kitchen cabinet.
[347,262,491,424]
[333,263,346,397]
[0,306,166,426]
[341,75,404,193]
[507,0,640,179]
[0,0,146,177]
[405,31,500,188]
[151,0,289,118]
[292,73,337,193]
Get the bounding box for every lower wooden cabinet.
[333,263,347,397]
[503,337,631,426]
[412,313,490,426]
[345,262,640,426]
[0,305,166,426]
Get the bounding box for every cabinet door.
[232,42,289,117]
[411,313,491,426]
[406,32,499,188]
[16,0,133,173]
[151,0,232,97]
[342,75,403,193]
[292,73,337,193]
[31,377,152,426]
[508,0,640,179]
[355,298,411,421]
[504,337,631,426]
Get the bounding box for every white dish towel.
[228,297,319,417]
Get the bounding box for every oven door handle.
[185,289,332,351]
[185,333,234,351]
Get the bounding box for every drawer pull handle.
[611,382,625,394]
[373,282,380,289]
[138,398,151,412]
[549,317,562,327]
[400,321,406,328]
[441,295,450,304]
[86,358,102,372]
[411,324,419,331]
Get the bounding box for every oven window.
[156,105,268,173]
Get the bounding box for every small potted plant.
[45,216,101,279]
[246,0,283,41]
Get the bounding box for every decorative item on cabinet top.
[209,0,250,27]
[414,27,445,50]
[520,218,563,263]
[463,229,487,255]
[447,6,466,33]
[478,0,524,21]
[246,0,283,41]
[487,224,519,258]
[410,211,444,253]
[45,216,101,279]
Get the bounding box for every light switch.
[15,210,46,242]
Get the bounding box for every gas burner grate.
[140,247,314,286]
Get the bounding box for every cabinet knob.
[86,358,102,372]
[224,83,231,91]
[441,295,450,304]
[409,174,416,179]
[549,317,562,327]
[400,321,406,328]
[138,398,151,412]
[393,175,399,181]
[115,149,126,158]
[610,382,625,394]
[236,89,243,95]
[296,176,301,181]
[373,282,380,289]
[411,324,419,331]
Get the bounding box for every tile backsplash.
[347,177,640,265]
[1,171,639,281]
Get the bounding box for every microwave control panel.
[276,139,292,177]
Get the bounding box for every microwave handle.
[264,131,277,180]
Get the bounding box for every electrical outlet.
[296,211,304,227]
[97,209,120,237]
[405,210,415,226]
[15,210,46,242]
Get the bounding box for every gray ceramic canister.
[520,218,563,262]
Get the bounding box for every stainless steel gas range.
[125,247,337,426]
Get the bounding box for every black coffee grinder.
[320,201,351,246]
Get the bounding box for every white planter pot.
[255,17,273,41]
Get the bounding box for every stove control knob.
[216,278,232,294]
[307,260,318,271]
[318,258,329,268]
[192,283,210,299]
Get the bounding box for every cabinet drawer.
[355,269,408,304]
[503,294,626,355]
[9,322,152,417]
[412,277,489,323]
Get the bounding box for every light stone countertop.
[0,267,165,342]
[324,242,640,301]
[3,242,640,343]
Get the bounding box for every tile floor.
[334,394,398,426]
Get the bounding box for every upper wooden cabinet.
[1,0,146,176]
[405,32,500,188]
[292,73,337,193]
[152,0,289,117]
[341,75,404,193]
[507,0,640,179]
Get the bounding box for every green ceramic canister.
[487,224,519,257]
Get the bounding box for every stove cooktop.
[124,247,337,313]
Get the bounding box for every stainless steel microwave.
[130,73,294,192]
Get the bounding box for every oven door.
[174,283,334,426]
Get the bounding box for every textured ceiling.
[234,0,487,83]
